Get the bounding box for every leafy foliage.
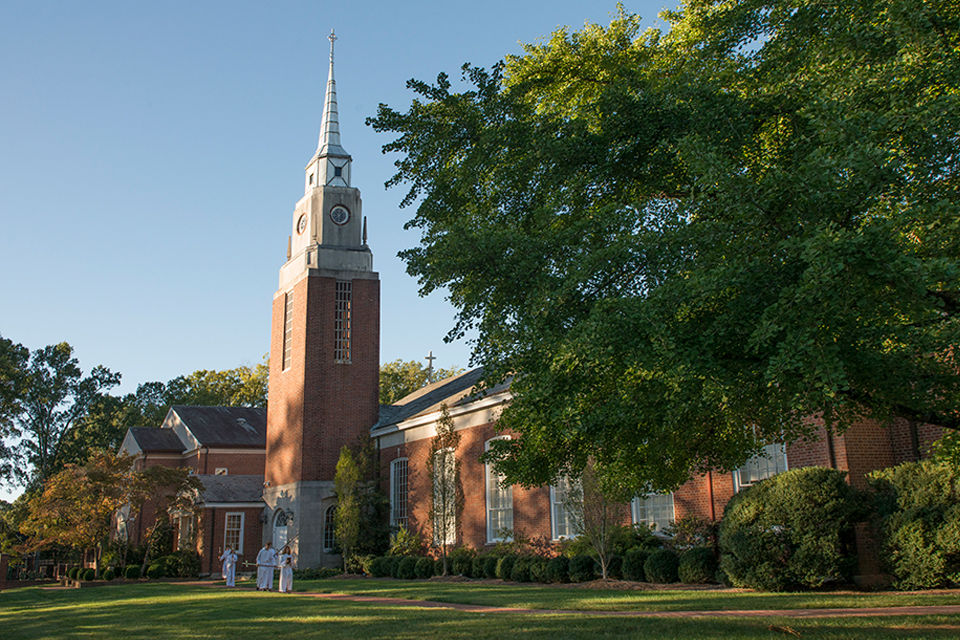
[379,360,464,405]
[678,547,718,584]
[644,549,680,584]
[868,459,960,589]
[371,2,960,493]
[426,405,463,574]
[622,548,650,582]
[719,467,865,591]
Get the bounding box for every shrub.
[449,547,477,576]
[67,567,80,580]
[678,547,717,584]
[719,466,865,591]
[388,555,403,578]
[369,556,392,578]
[471,556,486,579]
[173,550,201,578]
[664,516,718,552]
[483,555,499,579]
[125,565,141,580]
[346,554,374,575]
[496,555,517,580]
[568,555,597,583]
[146,563,165,579]
[415,557,435,579]
[397,556,418,580]
[546,555,569,583]
[510,556,532,582]
[102,569,116,581]
[529,557,549,583]
[388,525,424,557]
[604,554,622,580]
[81,568,96,581]
[645,549,680,584]
[869,460,960,590]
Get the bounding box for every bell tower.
[263,30,381,568]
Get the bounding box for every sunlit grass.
[1,582,958,640]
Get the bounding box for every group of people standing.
[218,541,294,593]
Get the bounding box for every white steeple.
[305,29,351,192]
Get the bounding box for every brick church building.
[119,32,943,576]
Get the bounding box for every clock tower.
[263,30,380,568]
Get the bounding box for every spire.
[317,29,349,158]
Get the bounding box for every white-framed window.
[214,467,228,476]
[550,476,581,540]
[324,505,337,552]
[177,514,193,550]
[224,512,244,554]
[282,292,294,371]
[273,509,289,549]
[735,442,788,492]
[334,281,352,363]
[390,458,408,528]
[485,437,513,543]
[432,448,457,545]
[632,493,675,532]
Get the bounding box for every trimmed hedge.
[510,556,532,582]
[471,556,486,579]
[546,555,569,583]
[125,565,141,580]
[397,556,418,580]
[678,547,717,584]
[530,557,549,583]
[82,568,96,582]
[644,549,679,584]
[623,549,650,582]
[496,555,517,580]
[146,563,164,580]
[568,555,597,583]
[388,556,403,579]
[415,557,435,579]
[607,555,623,580]
[369,556,392,578]
[719,466,864,591]
[102,568,116,581]
[67,567,80,580]
[483,556,499,579]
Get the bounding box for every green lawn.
[1,581,958,640]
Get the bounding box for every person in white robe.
[219,546,238,587]
[277,545,294,594]
[255,542,277,591]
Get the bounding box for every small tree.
[333,445,361,568]
[427,405,463,575]
[567,462,630,580]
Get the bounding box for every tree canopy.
[369,1,960,493]
[379,359,465,405]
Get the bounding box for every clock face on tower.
[329,205,350,226]
[297,214,308,235]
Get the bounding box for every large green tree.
[379,359,464,405]
[369,1,960,493]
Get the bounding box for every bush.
[388,555,403,578]
[568,555,597,583]
[449,547,477,576]
[511,556,532,582]
[496,555,517,580]
[607,555,623,580]
[664,516,718,552]
[678,547,717,584]
[529,557,549,583]
[67,567,80,580]
[146,563,165,580]
[346,554,374,575]
[546,555,569,583]
[125,565,141,580]
[645,549,680,584]
[483,555,499,579]
[415,557,435,579]
[292,567,342,580]
[719,466,865,591]
[369,556,392,578]
[388,525,424,557]
[102,569,116,581]
[81,568,96,581]
[397,556,419,580]
[471,556,486,579]
[172,550,201,578]
[869,460,960,590]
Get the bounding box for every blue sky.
[0,1,672,498]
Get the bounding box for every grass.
[2,580,959,640]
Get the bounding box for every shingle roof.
[128,427,186,452]
[170,406,267,448]
[374,367,511,429]
[195,474,265,504]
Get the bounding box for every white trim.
[631,493,675,532]
[484,437,513,543]
[223,512,245,555]
[389,457,408,528]
[550,477,579,541]
[373,393,511,449]
[201,502,266,509]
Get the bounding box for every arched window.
[273,509,289,549]
[324,505,337,552]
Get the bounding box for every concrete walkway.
[201,582,960,619]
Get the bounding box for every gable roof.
[374,367,511,430]
[194,474,265,504]
[168,406,267,448]
[126,427,186,453]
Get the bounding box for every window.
[215,467,228,476]
[735,443,788,492]
[224,513,244,553]
[632,493,675,532]
[485,438,513,542]
[309,173,314,185]
[334,165,343,177]
[282,292,293,371]
[432,448,457,545]
[390,458,408,529]
[334,281,351,362]
[324,505,337,552]
[550,476,581,540]
[273,509,289,549]
[177,514,193,550]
